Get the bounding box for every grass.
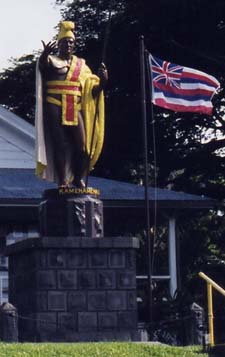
[0,342,208,356]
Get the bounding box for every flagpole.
[139,35,152,331]
[145,50,157,274]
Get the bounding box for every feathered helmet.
[58,21,75,41]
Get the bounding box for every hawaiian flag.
[149,54,220,115]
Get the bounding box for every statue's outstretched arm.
[39,40,57,70]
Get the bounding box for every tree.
[0,54,37,124]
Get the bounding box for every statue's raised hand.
[41,40,57,57]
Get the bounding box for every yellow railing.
[199,271,225,347]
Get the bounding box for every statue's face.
[58,37,75,58]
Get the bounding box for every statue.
[35,21,108,188]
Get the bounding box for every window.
[0,255,8,268]
[0,272,8,303]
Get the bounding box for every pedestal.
[40,188,104,238]
[6,236,140,342]
[6,189,140,342]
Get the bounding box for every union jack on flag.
[149,54,220,115]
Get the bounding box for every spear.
[85,1,113,187]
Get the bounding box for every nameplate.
[58,187,100,196]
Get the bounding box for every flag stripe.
[153,93,212,107]
[154,82,213,99]
[180,83,218,92]
[153,98,213,115]
[182,72,219,87]
[183,67,220,86]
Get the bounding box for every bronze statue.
[35,21,108,188]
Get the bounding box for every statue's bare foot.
[59,181,70,188]
[73,179,85,188]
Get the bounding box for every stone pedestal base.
[6,236,140,342]
[40,189,104,238]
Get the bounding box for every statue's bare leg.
[67,113,88,187]
[45,103,67,186]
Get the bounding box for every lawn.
[0,342,208,356]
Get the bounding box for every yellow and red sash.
[46,56,83,125]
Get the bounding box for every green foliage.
[0,342,207,357]
[177,209,225,283]
[0,54,37,124]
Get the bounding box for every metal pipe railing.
[199,272,225,297]
[199,271,225,347]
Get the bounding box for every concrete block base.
[6,236,140,342]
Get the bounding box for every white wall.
[0,106,35,168]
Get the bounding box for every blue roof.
[0,169,217,209]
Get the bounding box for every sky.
[0,0,62,71]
